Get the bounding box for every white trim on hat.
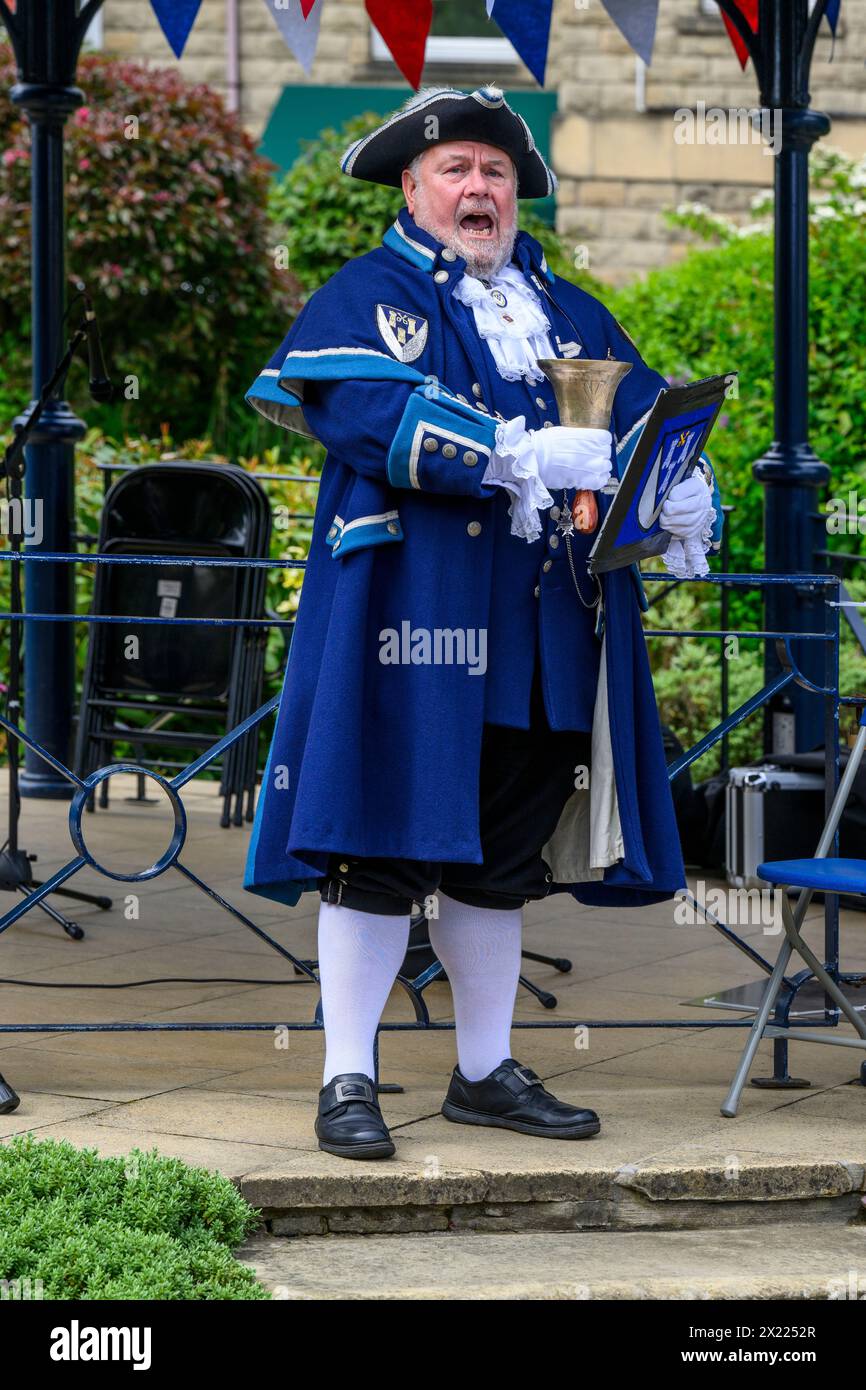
[341,89,465,177]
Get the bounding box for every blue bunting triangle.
[150,0,204,59]
[488,0,553,86]
[824,0,841,33]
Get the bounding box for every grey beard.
[444,222,518,279]
[412,197,518,279]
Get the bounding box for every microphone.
[83,295,114,403]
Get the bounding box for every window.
[371,0,517,67]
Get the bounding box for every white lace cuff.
[483,416,553,543]
[660,479,717,579]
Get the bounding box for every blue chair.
[721,709,866,1117]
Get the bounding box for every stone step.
[238,1156,866,1237]
[237,1221,866,1301]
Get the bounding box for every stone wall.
[100,0,866,285]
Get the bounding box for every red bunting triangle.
[365,0,433,89]
[721,0,758,70]
[299,0,318,16]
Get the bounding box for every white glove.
[659,471,714,540]
[659,470,717,580]
[483,418,613,543]
[529,425,613,494]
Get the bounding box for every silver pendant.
[556,491,574,537]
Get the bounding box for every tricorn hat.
[341,86,557,200]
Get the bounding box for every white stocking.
[317,901,411,1085]
[427,893,523,1081]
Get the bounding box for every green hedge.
[605,144,866,767]
[0,1135,268,1300]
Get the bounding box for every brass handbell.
[535,358,632,532]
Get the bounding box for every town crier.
[244,86,723,1160]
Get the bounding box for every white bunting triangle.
[262,0,323,74]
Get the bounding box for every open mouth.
[459,212,496,238]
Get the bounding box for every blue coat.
[243,208,723,909]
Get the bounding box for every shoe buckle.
[513,1066,542,1087]
[334,1080,373,1104]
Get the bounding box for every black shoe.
[315,1072,396,1160]
[441,1058,601,1140]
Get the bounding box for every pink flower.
[3,149,27,167]
[78,157,91,171]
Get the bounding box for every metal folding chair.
[721,707,866,1117]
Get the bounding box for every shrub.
[610,145,866,577]
[608,145,866,767]
[0,47,297,450]
[0,1134,268,1300]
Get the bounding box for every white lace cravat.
[452,263,555,384]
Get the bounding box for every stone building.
[96,0,866,285]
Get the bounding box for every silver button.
[549,533,560,549]
[441,248,458,262]
[463,450,478,467]
[467,521,482,537]
[534,584,541,598]
[434,270,449,284]
[339,862,350,873]
[456,393,469,404]
[543,559,552,572]
[423,437,438,452]
[536,397,548,410]
[387,521,399,535]
[442,443,457,459]
[549,505,560,520]
[472,383,482,397]
[477,403,489,413]
[542,420,554,428]
[327,525,338,540]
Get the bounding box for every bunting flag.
[263,0,323,75]
[365,0,432,90]
[600,0,659,66]
[150,0,203,59]
[720,0,758,70]
[486,0,553,86]
[717,0,842,71]
[145,0,846,87]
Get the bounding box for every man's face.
[402,140,518,279]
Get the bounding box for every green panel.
[259,85,557,225]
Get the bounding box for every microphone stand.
[0,304,113,939]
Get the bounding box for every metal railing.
[0,518,859,1093]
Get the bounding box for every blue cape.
[242,209,723,909]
